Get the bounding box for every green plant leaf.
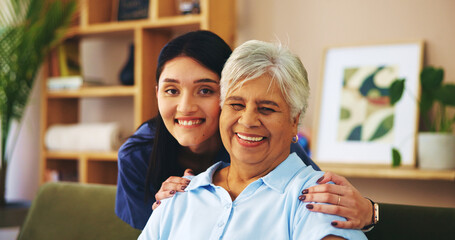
[434,84,455,106]
[420,66,444,91]
[419,89,434,116]
[1,0,76,163]
[392,148,401,167]
[389,78,405,105]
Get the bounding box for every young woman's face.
[219,74,299,166]
[157,56,221,153]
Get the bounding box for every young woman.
[115,30,375,231]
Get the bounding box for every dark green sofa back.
[18,182,141,240]
[365,203,455,240]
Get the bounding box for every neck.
[178,139,221,174]
[215,155,287,200]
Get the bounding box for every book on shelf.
[48,39,81,78]
[58,39,81,76]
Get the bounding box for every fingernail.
[298,195,306,201]
[331,221,337,226]
[170,190,176,194]
[302,189,308,194]
[316,176,324,183]
[181,186,187,190]
[306,204,314,209]
[156,200,161,204]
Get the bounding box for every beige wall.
[235,0,455,207]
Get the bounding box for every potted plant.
[0,0,76,206]
[390,66,455,169]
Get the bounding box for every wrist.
[362,198,379,232]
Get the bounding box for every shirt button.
[224,204,231,209]
[218,222,225,227]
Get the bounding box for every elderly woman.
[139,40,367,239]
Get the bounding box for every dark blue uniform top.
[115,120,320,229]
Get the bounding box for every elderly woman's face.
[219,74,299,165]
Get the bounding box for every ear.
[292,112,301,136]
[155,85,158,100]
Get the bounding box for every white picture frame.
[312,42,424,166]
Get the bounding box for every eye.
[230,104,245,111]
[259,107,276,114]
[198,88,214,95]
[164,88,179,95]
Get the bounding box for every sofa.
[18,182,141,240]
[18,182,455,240]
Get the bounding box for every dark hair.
[145,30,232,198]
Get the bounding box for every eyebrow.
[161,78,219,84]
[225,96,280,107]
[194,78,219,84]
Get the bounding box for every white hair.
[220,40,310,123]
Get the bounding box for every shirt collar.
[185,153,306,194]
[261,153,306,193]
[185,161,229,191]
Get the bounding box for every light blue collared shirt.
[139,153,366,240]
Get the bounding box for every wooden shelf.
[68,15,202,37]
[46,151,118,161]
[318,163,455,181]
[47,86,136,98]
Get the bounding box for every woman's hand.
[152,169,194,210]
[299,172,373,229]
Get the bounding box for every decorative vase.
[418,133,455,170]
[119,44,134,85]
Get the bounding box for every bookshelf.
[39,0,236,185]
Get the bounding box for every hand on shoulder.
[298,171,374,229]
[152,169,194,210]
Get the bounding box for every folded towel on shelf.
[45,123,121,151]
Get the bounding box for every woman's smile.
[175,118,205,128]
[235,133,266,147]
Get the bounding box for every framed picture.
[312,42,424,166]
[115,0,149,21]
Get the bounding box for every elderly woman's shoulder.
[289,166,324,193]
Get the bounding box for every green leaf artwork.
[389,78,405,106]
[392,147,401,167]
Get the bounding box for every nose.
[177,92,198,114]
[238,107,260,128]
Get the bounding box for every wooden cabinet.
[39,0,236,184]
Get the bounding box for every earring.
[292,134,299,143]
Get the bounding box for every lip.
[175,117,205,128]
[235,132,266,147]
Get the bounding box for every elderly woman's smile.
[220,74,299,167]
[236,133,265,145]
